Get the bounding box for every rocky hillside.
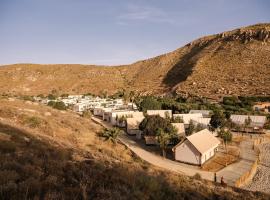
[1,23,270,100]
[0,97,269,199]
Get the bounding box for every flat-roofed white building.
[93,107,112,117]
[73,103,88,112]
[147,110,172,119]
[107,110,135,127]
[172,129,220,165]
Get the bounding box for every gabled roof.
[173,113,203,124]
[126,117,145,129]
[230,114,267,127]
[191,118,211,126]
[147,110,172,118]
[189,110,211,115]
[171,123,185,136]
[173,129,220,154]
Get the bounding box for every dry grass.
[0,99,269,199]
[202,146,240,172]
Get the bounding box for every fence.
[234,137,264,187]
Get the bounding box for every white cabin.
[173,129,220,165]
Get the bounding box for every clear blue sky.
[0,0,269,65]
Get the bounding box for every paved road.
[216,140,257,186]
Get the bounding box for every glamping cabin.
[107,110,135,127]
[126,117,145,136]
[230,114,267,133]
[172,129,220,165]
[173,113,203,128]
[171,123,185,138]
[191,118,211,129]
[189,110,212,118]
[146,110,172,119]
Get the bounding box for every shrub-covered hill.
[1,23,270,100]
[0,98,269,199]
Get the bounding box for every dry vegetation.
[0,23,270,100]
[202,146,240,172]
[0,99,269,199]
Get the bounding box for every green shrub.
[23,116,42,128]
[48,101,66,110]
[98,128,122,143]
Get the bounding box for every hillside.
[1,23,270,100]
[0,98,269,199]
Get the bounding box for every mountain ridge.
[1,23,270,100]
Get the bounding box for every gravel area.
[244,143,270,193]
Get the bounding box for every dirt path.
[243,143,270,193]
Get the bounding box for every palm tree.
[100,128,122,143]
[157,128,171,158]
[244,116,252,134]
[218,128,232,153]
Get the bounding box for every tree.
[99,128,122,143]
[186,120,195,136]
[195,123,204,132]
[210,111,226,130]
[48,94,57,100]
[48,101,67,110]
[218,129,232,153]
[157,128,171,158]
[244,116,252,134]
[139,96,161,112]
[172,116,184,123]
[139,115,176,136]
[82,110,92,118]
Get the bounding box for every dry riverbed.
[243,143,270,193]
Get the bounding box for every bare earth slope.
[1,23,270,99]
[0,98,269,199]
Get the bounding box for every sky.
[0,0,269,65]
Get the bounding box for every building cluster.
[34,95,268,166]
[35,95,137,113]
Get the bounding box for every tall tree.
[157,128,171,158]
[210,110,226,130]
[218,129,232,153]
[244,116,252,133]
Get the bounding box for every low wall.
[234,138,264,187]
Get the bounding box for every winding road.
[91,116,259,186]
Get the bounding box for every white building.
[189,110,212,118]
[230,114,267,131]
[191,118,211,129]
[147,110,172,119]
[107,110,135,127]
[171,123,185,137]
[126,117,145,136]
[93,107,112,117]
[173,113,203,128]
[172,129,220,165]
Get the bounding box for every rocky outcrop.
[224,28,270,43]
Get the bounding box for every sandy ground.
[243,143,270,193]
